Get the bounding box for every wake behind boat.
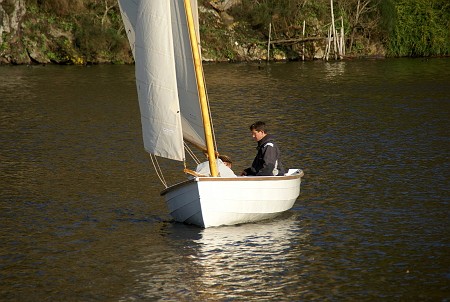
[118,0,304,228]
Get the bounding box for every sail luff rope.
[149,154,168,188]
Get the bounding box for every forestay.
[118,0,205,161]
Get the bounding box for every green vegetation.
[8,0,131,64]
[0,0,448,64]
[386,0,450,57]
[225,0,449,57]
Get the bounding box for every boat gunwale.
[160,171,303,196]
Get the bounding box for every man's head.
[250,121,268,142]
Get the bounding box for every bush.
[387,0,450,56]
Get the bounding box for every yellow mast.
[183,0,218,177]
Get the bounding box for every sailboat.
[118,0,304,228]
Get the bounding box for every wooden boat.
[118,0,304,228]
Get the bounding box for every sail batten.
[118,0,206,162]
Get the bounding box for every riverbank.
[1,1,448,65]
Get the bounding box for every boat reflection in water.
[121,215,310,301]
[188,215,309,300]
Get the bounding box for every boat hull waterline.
[162,170,304,228]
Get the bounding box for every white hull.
[162,170,304,228]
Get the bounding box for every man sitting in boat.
[241,121,285,176]
[195,154,237,177]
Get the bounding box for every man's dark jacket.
[244,134,285,176]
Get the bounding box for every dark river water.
[1,58,449,301]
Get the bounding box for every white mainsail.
[118,0,205,161]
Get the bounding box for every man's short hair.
[250,121,267,133]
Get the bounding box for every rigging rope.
[149,142,203,189]
[149,154,168,188]
[184,141,201,165]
